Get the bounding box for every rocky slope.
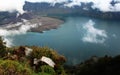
[23,1,120,20]
[0,15,64,33]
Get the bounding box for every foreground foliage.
[1,36,120,75]
[65,55,120,75]
[0,60,32,75]
[0,37,66,75]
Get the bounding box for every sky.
[0,0,120,14]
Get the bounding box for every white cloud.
[28,0,120,12]
[91,0,113,12]
[114,3,120,11]
[0,0,120,13]
[0,0,25,14]
[82,20,107,43]
[64,0,120,12]
[0,20,41,47]
[25,0,67,3]
[64,0,82,7]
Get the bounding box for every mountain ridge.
[0,1,120,25]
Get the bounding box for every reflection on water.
[3,17,120,65]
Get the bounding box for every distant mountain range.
[0,1,120,25]
[23,1,120,19]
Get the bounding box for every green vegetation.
[0,60,32,75]
[0,37,66,75]
[1,36,120,75]
[65,55,120,75]
[0,37,6,58]
[40,65,56,75]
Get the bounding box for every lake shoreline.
[0,16,64,33]
[29,16,64,33]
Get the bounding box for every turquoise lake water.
[7,17,120,65]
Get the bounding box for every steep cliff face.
[23,1,120,20]
[23,2,92,15]
[0,12,33,25]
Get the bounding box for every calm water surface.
[8,17,120,65]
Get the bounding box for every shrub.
[30,46,66,64]
[29,46,66,74]
[0,37,6,58]
[0,60,33,75]
[40,65,56,75]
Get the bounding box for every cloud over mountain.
[0,0,25,14]
[0,0,120,14]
